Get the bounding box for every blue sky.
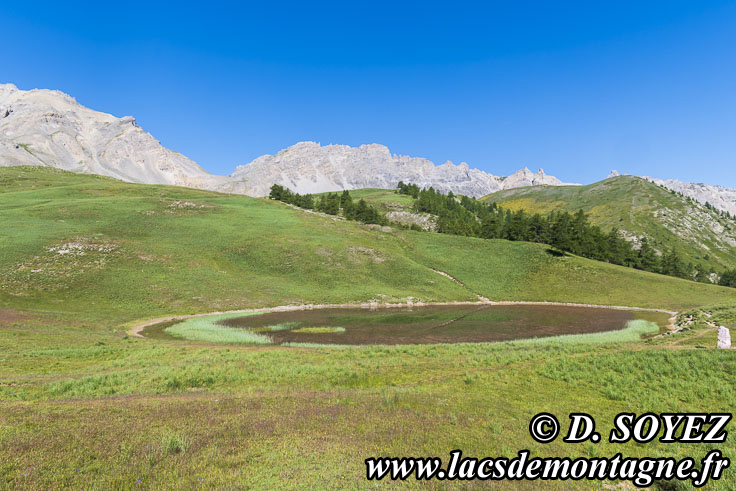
[3,1,736,186]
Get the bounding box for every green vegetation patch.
[165,313,270,344]
[252,321,302,332]
[292,326,346,333]
[511,319,659,345]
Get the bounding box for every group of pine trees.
[269,185,386,225]
[398,182,722,284]
[720,269,736,288]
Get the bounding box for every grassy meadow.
[316,188,415,213]
[1,167,735,488]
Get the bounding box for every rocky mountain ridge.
[230,141,571,197]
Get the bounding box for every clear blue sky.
[3,1,736,186]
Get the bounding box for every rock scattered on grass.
[717,326,731,349]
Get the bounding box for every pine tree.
[269,184,284,200]
[720,269,736,287]
[316,195,328,213]
[340,190,353,209]
[660,247,685,278]
[636,238,659,272]
[323,193,340,215]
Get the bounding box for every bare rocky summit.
[230,141,571,197]
[0,83,243,193]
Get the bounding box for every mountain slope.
[0,83,243,193]
[646,176,736,216]
[1,167,733,318]
[230,141,573,197]
[483,176,736,273]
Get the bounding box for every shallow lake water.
[218,304,662,345]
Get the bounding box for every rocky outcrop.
[0,83,242,193]
[385,211,437,231]
[231,142,574,197]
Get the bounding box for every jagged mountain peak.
[501,166,567,189]
[231,142,575,197]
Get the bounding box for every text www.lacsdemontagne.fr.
[365,450,729,487]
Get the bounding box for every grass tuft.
[160,433,189,456]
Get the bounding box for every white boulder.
[717,326,731,349]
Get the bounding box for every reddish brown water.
[220,304,644,345]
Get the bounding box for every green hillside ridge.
[2,167,736,488]
[482,175,736,273]
[1,167,734,321]
[323,188,415,212]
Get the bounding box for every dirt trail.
[671,327,717,346]
[430,268,491,302]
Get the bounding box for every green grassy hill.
[2,167,736,488]
[1,167,734,322]
[323,188,415,212]
[483,175,736,273]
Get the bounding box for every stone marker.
[717,326,731,349]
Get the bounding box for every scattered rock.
[167,200,208,210]
[386,211,437,231]
[348,246,387,263]
[48,241,116,256]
